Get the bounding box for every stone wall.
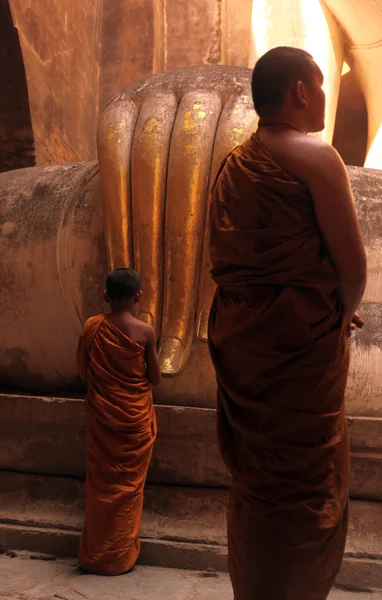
[7,0,101,165]
[0,2,34,172]
[99,0,165,112]
[98,0,254,110]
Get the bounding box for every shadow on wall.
[333,69,368,167]
[0,1,35,173]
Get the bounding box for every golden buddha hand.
[97,67,258,376]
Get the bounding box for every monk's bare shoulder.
[130,317,156,347]
[140,321,156,344]
[271,132,345,184]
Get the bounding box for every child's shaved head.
[106,268,141,301]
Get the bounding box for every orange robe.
[77,315,156,575]
[208,134,350,600]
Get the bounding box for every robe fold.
[208,134,350,600]
[77,315,156,576]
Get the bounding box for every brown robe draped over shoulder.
[77,315,156,576]
[208,134,350,600]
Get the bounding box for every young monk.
[77,268,160,575]
[208,47,367,600]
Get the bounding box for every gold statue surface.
[98,66,258,376]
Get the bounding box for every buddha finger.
[197,94,258,342]
[131,93,178,337]
[159,90,222,375]
[98,98,138,270]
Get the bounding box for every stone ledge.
[336,557,382,593]
[2,524,382,590]
[0,472,381,589]
[1,395,382,496]
[0,472,227,547]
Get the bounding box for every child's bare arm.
[145,327,161,386]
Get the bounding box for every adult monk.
[77,268,160,575]
[208,47,367,600]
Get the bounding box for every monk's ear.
[296,81,308,108]
[103,290,110,304]
[134,290,143,303]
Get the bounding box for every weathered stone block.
[9,0,101,163]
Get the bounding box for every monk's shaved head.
[106,268,141,301]
[252,46,315,117]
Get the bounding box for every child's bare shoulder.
[127,317,155,346]
[132,318,155,345]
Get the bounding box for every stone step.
[0,472,381,590]
[1,394,382,499]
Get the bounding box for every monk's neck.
[258,118,308,135]
[109,304,135,317]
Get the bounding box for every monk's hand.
[346,313,365,337]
